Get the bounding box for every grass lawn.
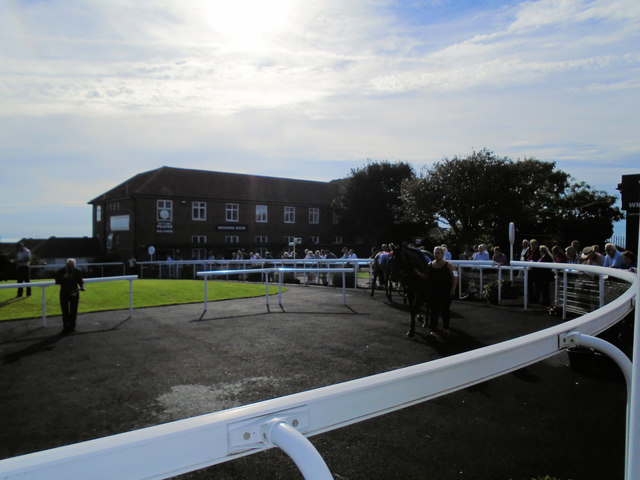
[0,279,282,322]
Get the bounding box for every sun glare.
[202,0,295,51]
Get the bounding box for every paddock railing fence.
[0,262,638,479]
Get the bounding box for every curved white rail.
[0,264,636,479]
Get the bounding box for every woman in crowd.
[534,245,553,307]
[492,246,507,265]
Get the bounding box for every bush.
[482,279,518,304]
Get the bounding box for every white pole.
[41,286,47,327]
[264,420,333,480]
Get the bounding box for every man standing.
[55,258,85,334]
[15,242,31,297]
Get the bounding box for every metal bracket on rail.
[559,330,632,388]
[228,406,333,480]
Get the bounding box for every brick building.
[88,166,357,261]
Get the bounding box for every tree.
[400,150,622,254]
[332,161,419,246]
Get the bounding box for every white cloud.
[0,0,638,240]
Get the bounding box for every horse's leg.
[370,269,378,297]
[406,290,416,337]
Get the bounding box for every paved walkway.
[0,282,628,479]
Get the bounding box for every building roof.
[89,166,340,205]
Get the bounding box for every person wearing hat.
[580,245,604,266]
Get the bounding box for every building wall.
[94,192,344,260]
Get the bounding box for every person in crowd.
[581,245,604,266]
[571,240,581,254]
[519,239,530,262]
[55,258,85,334]
[616,250,637,273]
[525,239,541,303]
[534,245,553,307]
[492,246,507,265]
[441,244,452,260]
[425,246,457,337]
[473,244,490,261]
[552,245,567,263]
[603,243,625,268]
[14,242,31,297]
[565,245,579,263]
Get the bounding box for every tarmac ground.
[0,279,629,479]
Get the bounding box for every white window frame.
[256,205,268,223]
[284,235,296,245]
[192,202,206,221]
[157,200,173,221]
[96,205,102,222]
[226,203,239,222]
[309,207,319,224]
[284,206,295,224]
[310,236,320,245]
[225,235,240,244]
[255,235,268,244]
[332,236,343,244]
[192,235,207,244]
[192,248,206,260]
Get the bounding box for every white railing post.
[263,419,333,480]
[562,269,568,320]
[41,285,47,326]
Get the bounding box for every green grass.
[0,279,283,322]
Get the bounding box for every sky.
[1,0,638,243]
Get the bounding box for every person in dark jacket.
[55,258,85,334]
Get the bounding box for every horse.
[388,243,430,337]
[370,250,392,302]
[0,254,17,282]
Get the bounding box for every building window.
[96,205,102,222]
[225,235,239,244]
[284,235,296,245]
[310,236,320,244]
[226,203,239,222]
[284,206,295,224]
[255,235,268,244]
[332,212,340,225]
[332,236,342,244]
[256,205,268,223]
[107,201,120,212]
[192,235,207,244]
[309,207,319,224]
[354,236,364,244]
[192,248,206,260]
[157,200,173,221]
[192,202,206,221]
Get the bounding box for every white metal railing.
[0,263,637,480]
[137,258,371,288]
[29,262,126,277]
[0,276,138,325]
[198,267,354,311]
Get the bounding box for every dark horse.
[0,254,17,282]
[388,243,430,337]
[370,250,392,302]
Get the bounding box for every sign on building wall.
[110,215,130,231]
[157,221,173,233]
[216,224,247,231]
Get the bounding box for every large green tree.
[332,161,420,246]
[400,150,622,254]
